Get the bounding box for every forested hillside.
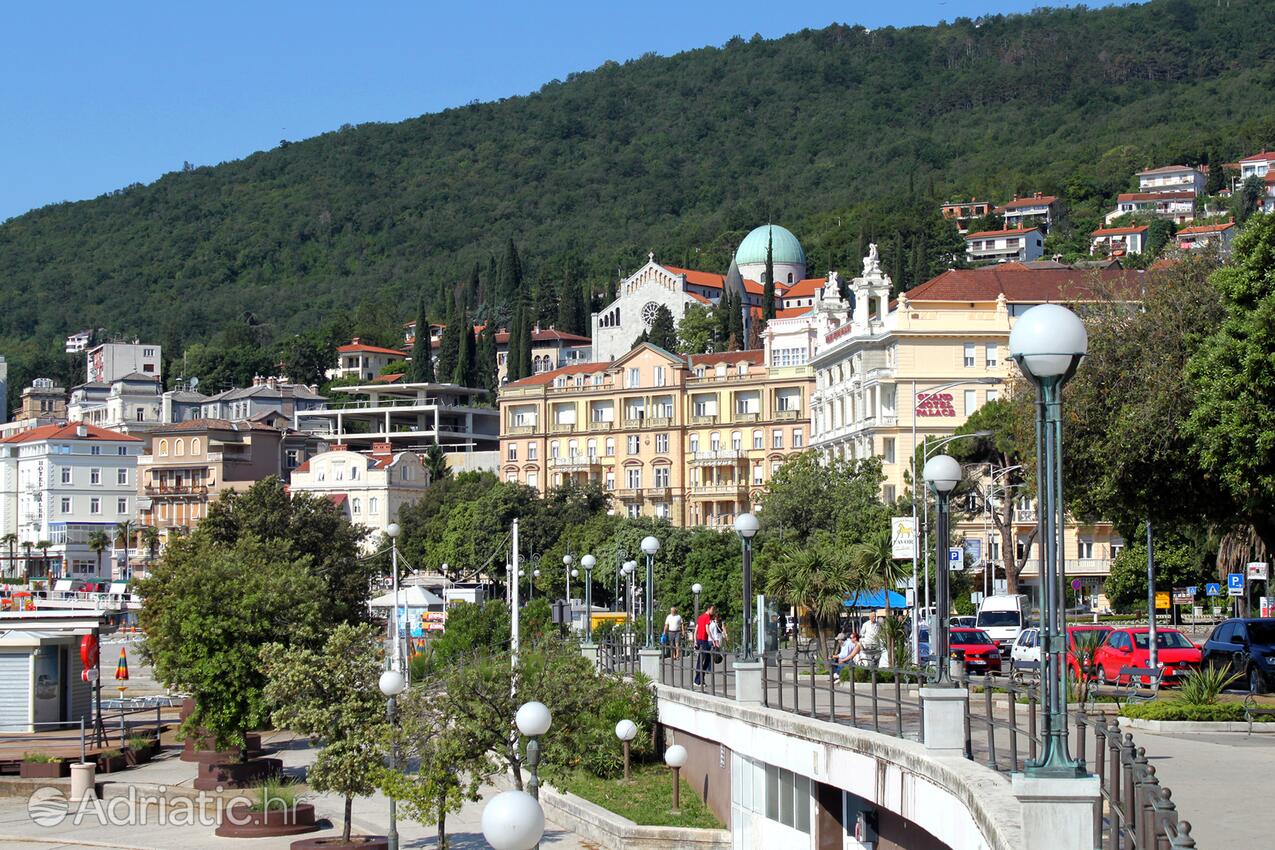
[2,0,1274,395]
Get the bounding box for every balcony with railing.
[1064,558,1114,575]
[548,422,577,434]
[586,421,614,432]
[689,481,748,498]
[689,449,745,466]
[689,413,718,425]
[732,411,760,424]
[506,424,538,436]
[144,483,209,496]
[550,454,601,472]
[775,408,802,421]
[1014,508,1037,523]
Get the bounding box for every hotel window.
[1111,540,1124,559]
[1078,540,1095,559]
[627,503,641,519]
[117,468,128,485]
[90,498,101,515]
[710,432,721,451]
[964,389,977,415]
[627,367,640,388]
[772,429,783,449]
[61,497,71,513]
[527,472,539,488]
[627,435,640,455]
[883,437,896,464]
[90,445,101,455]
[689,434,699,453]
[136,407,145,422]
[61,468,72,485]
[369,497,379,514]
[655,433,669,453]
[550,441,559,459]
[336,466,345,481]
[753,430,763,450]
[985,344,998,368]
[118,447,127,456]
[605,438,615,457]
[605,472,615,490]
[587,439,598,458]
[527,442,537,460]
[963,343,976,368]
[655,502,670,519]
[653,366,666,387]
[883,485,896,504]
[117,498,128,514]
[352,498,362,514]
[506,472,518,483]
[175,439,185,457]
[987,389,1000,404]
[654,466,670,487]
[792,429,803,448]
[350,466,360,480]
[90,468,101,485]
[753,462,763,485]
[508,444,518,462]
[192,438,201,454]
[626,468,642,488]
[732,431,742,450]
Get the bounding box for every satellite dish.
[189,377,199,389]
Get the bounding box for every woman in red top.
[693,605,715,685]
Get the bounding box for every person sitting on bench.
[831,631,861,680]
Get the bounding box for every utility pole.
[1147,522,1157,672]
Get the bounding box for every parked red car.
[1066,625,1113,679]
[1092,627,1201,686]
[949,628,1003,673]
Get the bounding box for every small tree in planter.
[139,534,325,755]
[262,623,387,845]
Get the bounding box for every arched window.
[174,439,185,457]
[352,498,361,514]
[731,431,742,451]
[159,439,169,457]
[191,438,201,455]
[369,497,379,514]
[710,431,721,451]
[787,273,794,283]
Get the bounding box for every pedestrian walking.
[663,606,684,660]
[693,604,716,685]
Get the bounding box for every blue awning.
[843,589,909,609]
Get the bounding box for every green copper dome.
[734,224,806,267]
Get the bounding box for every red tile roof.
[662,265,765,296]
[965,228,1041,239]
[1091,226,1149,236]
[1000,195,1057,209]
[773,306,812,320]
[1177,222,1234,236]
[0,423,142,444]
[337,341,406,357]
[371,374,404,384]
[492,328,592,345]
[687,292,713,306]
[1136,165,1197,176]
[905,268,1150,304]
[503,363,601,388]
[1115,192,1195,202]
[1240,151,1275,163]
[781,277,824,299]
[687,350,764,368]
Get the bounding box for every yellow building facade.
[498,343,813,528]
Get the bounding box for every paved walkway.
[0,729,591,850]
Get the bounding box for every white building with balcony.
[66,374,163,433]
[964,228,1044,264]
[287,442,431,547]
[1091,225,1149,257]
[0,423,141,578]
[1135,165,1205,195]
[1104,192,1196,225]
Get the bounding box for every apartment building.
[964,228,1044,264]
[1136,165,1205,196]
[999,194,1059,232]
[940,199,992,234]
[1104,192,1195,225]
[136,418,322,535]
[288,442,431,546]
[1091,225,1149,257]
[1176,221,1236,256]
[811,258,1153,601]
[86,342,161,384]
[498,343,812,528]
[330,339,405,382]
[0,423,141,578]
[66,373,163,433]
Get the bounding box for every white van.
[976,594,1029,653]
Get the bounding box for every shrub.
[22,752,58,763]
[248,778,301,813]
[127,734,155,751]
[566,671,657,780]
[1175,666,1241,707]
[1120,701,1272,723]
[98,748,122,758]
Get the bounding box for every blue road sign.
[949,547,962,564]
[1228,573,1244,597]
[1187,586,1197,596]
[1206,582,1221,597]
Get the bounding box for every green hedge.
[1120,701,1275,723]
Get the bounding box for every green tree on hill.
[409,295,435,383]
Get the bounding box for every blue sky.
[0,1,1125,222]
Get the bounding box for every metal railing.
[661,643,735,700]
[598,632,640,679]
[0,703,173,765]
[1074,711,1196,849]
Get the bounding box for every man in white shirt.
[859,610,883,668]
[663,607,684,659]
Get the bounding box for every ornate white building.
[591,224,812,362]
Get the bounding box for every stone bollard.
[920,686,969,753]
[638,648,663,683]
[580,643,600,670]
[733,660,764,704]
[1011,773,1101,850]
[70,762,97,801]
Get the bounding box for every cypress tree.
[728,291,745,350]
[1205,152,1225,196]
[435,291,462,382]
[501,239,523,300]
[454,317,476,387]
[506,306,523,381]
[556,262,585,335]
[762,227,776,320]
[467,262,482,306]
[715,291,732,349]
[476,326,498,393]
[409,295,434,383]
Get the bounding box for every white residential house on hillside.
[0,423,141,579]
[329,339,405,382]
[66,373,163,433]
[1176,221,1236,256]
[1091,225,1149,257]
[999,194,1059,231]
[86,342,161,384]
[287,443,431,547]
[1104,192,1195,225]
[1136,165,1205,196]
[964,228,1044,264]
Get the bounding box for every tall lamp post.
[621,561,636,640]
[481,790,544,850]
[614,550,626,612]
[581,554,596,645]
[562,554,574,603]
[387,523,402,675]
[379,668,406,850]
[692,582,702,623]
[733,513,759,660]
[1009,302,1088,779]
[640,536,661,649]
[923,455,962,686]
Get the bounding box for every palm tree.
[0,533,16,578]
[36,541,53,580]
[765,544,863,660]
[851,527,915,667]
[140,525,161,563]
[21,542,33,578]
[86,531,112,579]
[423,443,451,484]
[115,521,133,580]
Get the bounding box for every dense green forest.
[3,0,1275,401]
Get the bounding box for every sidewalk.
[0,729,591,850]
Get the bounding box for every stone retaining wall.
[539,784,730,850]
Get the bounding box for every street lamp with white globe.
[640,536,660,649]
[691,582,702,623]
[481,789,545,850]
[621,561,636,640]
[1009,302,1088,779]
[515,701,551,850]
[734,512,759,661]
[615,718,638,782]
[664,744,688,813]
[379,667,406,850]
[580,554,596,644]
[923,454,962,686]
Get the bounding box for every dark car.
[949,627,1002,673]
[1201,618,1275,694]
